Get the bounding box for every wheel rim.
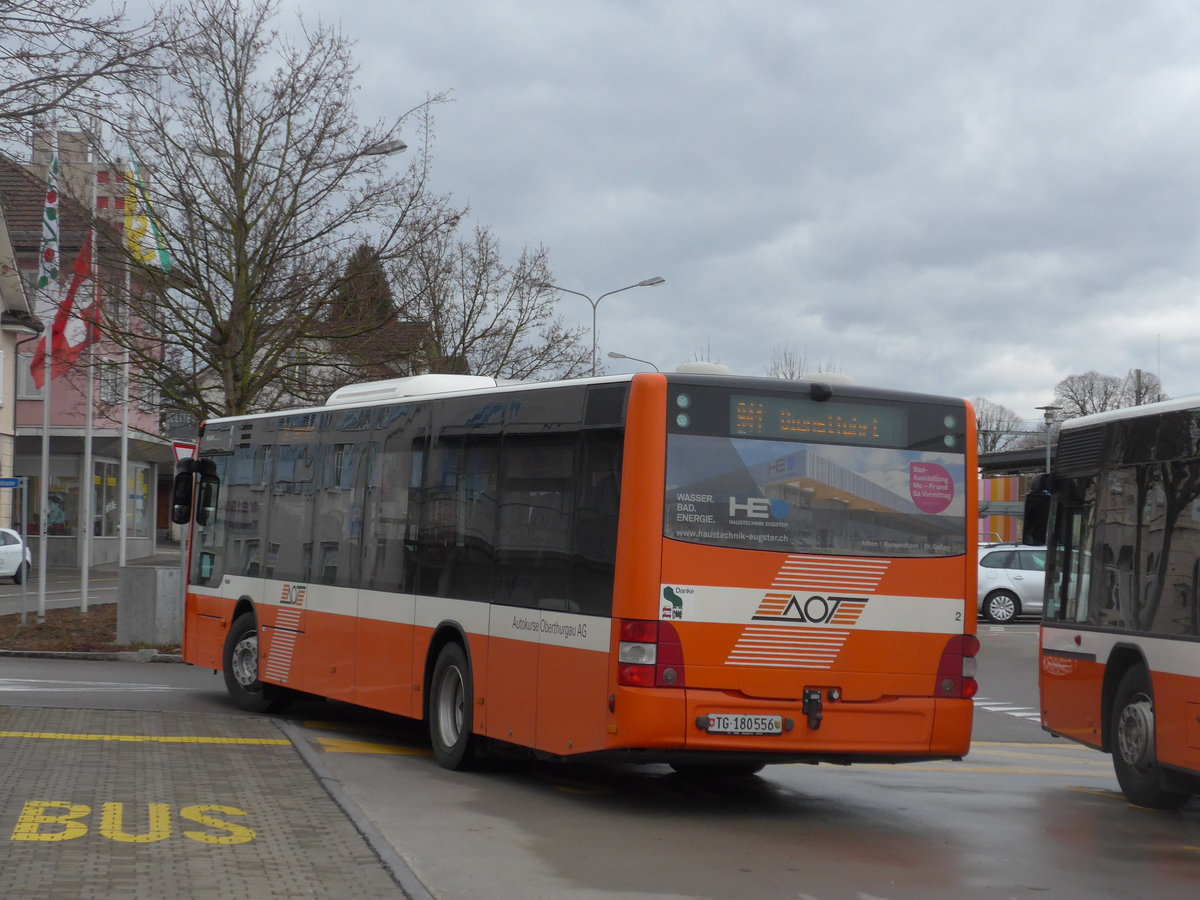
[1117,692,1155,772]
[435,665,465,747]
[988,594,1016,622]
[230,633,259,689]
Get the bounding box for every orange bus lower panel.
[1040,652,1105,748]
[1152,671,1200,776]
[183,591,234,671]
[602,686,968,760]
[353,619,417,718]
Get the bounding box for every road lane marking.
[0,678,179,692]
[316,737,428,755]
[970,747,1112,766]
[0,730,289,745]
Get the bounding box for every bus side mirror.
[1023,491,1051,545]
[196,466,220,526]
[171,459,197,525]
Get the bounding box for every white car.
[977,543,1046,623]
[0,527,31,583]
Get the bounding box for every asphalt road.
[4,620,1198,899]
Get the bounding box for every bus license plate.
[704,713,783,736]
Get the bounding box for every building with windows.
[0,131,171,566]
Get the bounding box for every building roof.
[0,150,91,257]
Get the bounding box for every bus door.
[294,408,374,702]
[354,403,426,717]
[1041,492,1104,746]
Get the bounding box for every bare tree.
[1120,368,1167,407]
[1054,368,1168,420]
[974,398,1026,453]
[0,0,167,142]
[764,343,840,380]
[102,0,461,419]
[393,225,590,380]
[1054,370,1128,418]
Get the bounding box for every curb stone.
[0,648,184,662]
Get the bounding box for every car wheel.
[1111,667,1192,809]
[221,612,293,713]
[11,561,27,584]
[984,590,1019,623]
[428,642,477,770]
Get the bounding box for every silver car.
[977,543,1046,623]
[0,527,31,583]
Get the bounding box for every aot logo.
[752,594,863,624]
[279,584,307,607]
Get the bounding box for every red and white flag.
[31,232,100,388]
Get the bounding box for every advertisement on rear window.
[665,435,966,557]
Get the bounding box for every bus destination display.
[731,395,908,446]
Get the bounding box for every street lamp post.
[538,277,665,376]
[1035,405,1062,474]
[606,350,659,372]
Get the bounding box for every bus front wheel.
[222,612,293,714]
[429,642,477,770]
[1111,666,1191,809]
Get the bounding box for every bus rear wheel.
[429,642,477,770]
[222,612,293,714]
[1111,666,1192,809]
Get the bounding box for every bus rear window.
[664,434,967,557]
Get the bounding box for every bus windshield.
[663,384,968,558]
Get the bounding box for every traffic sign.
[0,477,20,489]
[173,442,197,464]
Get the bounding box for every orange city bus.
[1024,397,1200,807]
[173,371,979,773]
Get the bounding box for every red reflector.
[620,620,657,643]
[935,634,979,699]
[618,663,656,687]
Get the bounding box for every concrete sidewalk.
[41,546,184,580]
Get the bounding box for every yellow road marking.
[316,737,429,756]
[969,747,1112,766]
[858,764,1112,775]
[0,730,289,746]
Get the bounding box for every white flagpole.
[80,141,99,613]
[35,132,60,624]
[119,265,129,566]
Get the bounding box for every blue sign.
[0,477,19,489]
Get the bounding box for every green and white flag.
[36,146,60,291]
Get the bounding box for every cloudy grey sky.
[276,0,1200,425]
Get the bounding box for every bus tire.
[429,642,476,770]
[983,590,1019,623]
[1111,666,1192,809]
[222,612,293,714]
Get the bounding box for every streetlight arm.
[538,277,665,377]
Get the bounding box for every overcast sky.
[270,0,1200,425]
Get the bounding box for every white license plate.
[704,713,783,735]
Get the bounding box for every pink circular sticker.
[910,462,954,514]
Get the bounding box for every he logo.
[729,497,771,519]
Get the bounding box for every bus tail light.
[936,634,981,699]
[617,620,686,688]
